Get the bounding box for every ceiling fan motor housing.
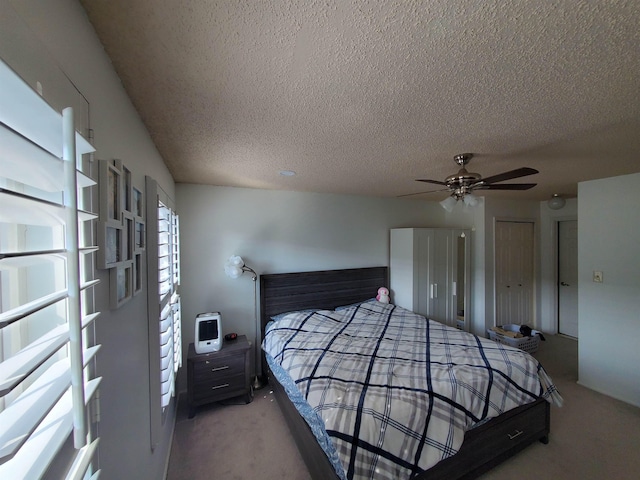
[446,153,481,188]
[445,168,482,187]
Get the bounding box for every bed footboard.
[426,398,550,479]
[270,371,550,480]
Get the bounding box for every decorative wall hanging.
[98,158,145,308]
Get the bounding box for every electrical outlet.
[593,271,603,283]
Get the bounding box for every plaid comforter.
[263,300,561,480]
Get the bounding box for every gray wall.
[176,185,452,388]
[1,1,176,478]
[578,173,640,407]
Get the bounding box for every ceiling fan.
[404,153,538,208]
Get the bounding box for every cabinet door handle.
[211,365,229,372]
[508,430,524,440]
[211,383,230,390]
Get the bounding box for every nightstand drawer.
[192,373,246,402]
[192,355,244,381]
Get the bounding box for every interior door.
[495,221,534,326]
[558,220,579,337]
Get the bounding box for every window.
[0,59,100,478]
[157,201,181,409]
[146,177,181,449]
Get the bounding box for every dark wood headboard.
[259,266,388,329]
[258,266,387,378]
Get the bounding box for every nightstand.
[187,336,252,418]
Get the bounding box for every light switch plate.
[593,271,603,283]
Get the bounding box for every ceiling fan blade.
[479,167,539,185]
[416,179,447,186]
[397,188,450,198]
[477,183,537,190]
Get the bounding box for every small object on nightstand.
[195,312,222,354]
[187,336,252,418]
[225,332,238,341]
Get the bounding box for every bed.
[259,266,560,480]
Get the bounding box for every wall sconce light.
[547,194,566,210]
[224,255,266,390]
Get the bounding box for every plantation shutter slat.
[171,294,182,373]
[0,252,66,269]
[0,312,99,396]
[81,279,101,291]
[0,249,66,260]
[0,122,64,192]
[0,360,71,459]
[65,438,100,480]
[0,58,101,476]
[78,209,99,222]
[0,191,68,226]
[0,377,101,479]
[0,290,68,328]
[88,470,101,480]
[0,345,100,460]
[76,170,97,189]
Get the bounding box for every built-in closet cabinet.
[390,228,471,330]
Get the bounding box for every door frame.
[492,217,538,328]
[552,215,578,336]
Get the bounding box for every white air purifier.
[195,312,222,354]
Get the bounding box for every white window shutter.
[145,178,181,450]
[0,58,101,478]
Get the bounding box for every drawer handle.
[508,430,524,440]
[211,365,229,372]
[211,383,230,390]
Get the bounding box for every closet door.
[415,229,434,317]
[495,221,534,326]
[430,229,454,326]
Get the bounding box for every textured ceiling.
[80,0,640,201]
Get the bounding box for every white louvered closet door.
[0,59,101,479]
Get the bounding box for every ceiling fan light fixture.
[547,194,566,210]
[440,195,457,212]
[463,192,479,207]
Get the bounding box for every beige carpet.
[167,385,311,480]
[167,335,640,479]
